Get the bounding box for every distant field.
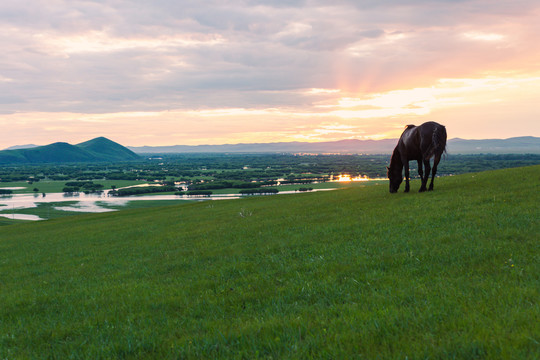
[0,179,384,225]
[0,179,147,194]
[209,179,386,194]
[0,199,198,225]
[0,178,380,196]
[96,199,196,210]
[0,166,538,358]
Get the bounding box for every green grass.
[0,200,195,226]
[0,202,93,221]
[207,180,385,194]
[0,166,538,359]
[0,177,380,196]
[0,217,27,226]
[0,181,381,224]
[96,199,196,210]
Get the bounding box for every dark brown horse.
[387,121,447,193]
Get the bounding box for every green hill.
[77,136,141,162]
[0,166,538,358]
[0,137,139,164]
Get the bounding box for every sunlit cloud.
[2,72,540,146]
[463,32,506,42]
[276,22,312,38]
[186,108,287,117]
[1,0,539,147]
[306,88,341,95]
[316,75,540,121]
[36,31,226,56]
[306,123,358,137]
[346,31,409,57]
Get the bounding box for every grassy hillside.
[77,136,140,161]
[0,137,139,164]
[0,166,538,359]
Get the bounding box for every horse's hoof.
[419,188,426,192]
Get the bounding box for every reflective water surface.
[0,188,338,221]
[0,213,46,221]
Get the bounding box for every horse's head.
[387,165,402,193]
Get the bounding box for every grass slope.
[77,136,140,161]
[0,166,538,359]
[0,137,139,164]
[0,142,96,164]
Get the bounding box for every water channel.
[0,188,337,221]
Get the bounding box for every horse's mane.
[405,124,416,129]
[389,146,403,169]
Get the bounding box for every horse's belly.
[409,149,422,160]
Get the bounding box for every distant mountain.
[129,139,398,154]
[447,136,540,154]
[3,144,40,150]
[0,137,140,164]
[128,136,540,154]
[77,137,141,161]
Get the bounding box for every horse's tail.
[429,124,447,159]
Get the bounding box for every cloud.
[1,0,539,145]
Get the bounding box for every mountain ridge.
[4,144,39,150]
[0,137,140,164]
[127,136,540,154]
[3,136,539,159]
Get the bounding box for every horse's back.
[399,121,446,160]
[418,121,444,135]
[418,122,447,158]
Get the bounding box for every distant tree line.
[185,190,213,197]
[0,154,539,188]
[62,181,104,194]
[110,186,177,197]
[187,180,275,191]
[240,188,279,195]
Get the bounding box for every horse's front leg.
[404,162,410,192]
[419,159,431,192]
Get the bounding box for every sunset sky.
[1,0,540,148]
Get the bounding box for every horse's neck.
[390,147,403,169]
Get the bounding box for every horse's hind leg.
[417,160,424,183]
[428,154,441,191]
[419,158,430,192]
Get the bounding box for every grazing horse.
[387,121,447,193]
